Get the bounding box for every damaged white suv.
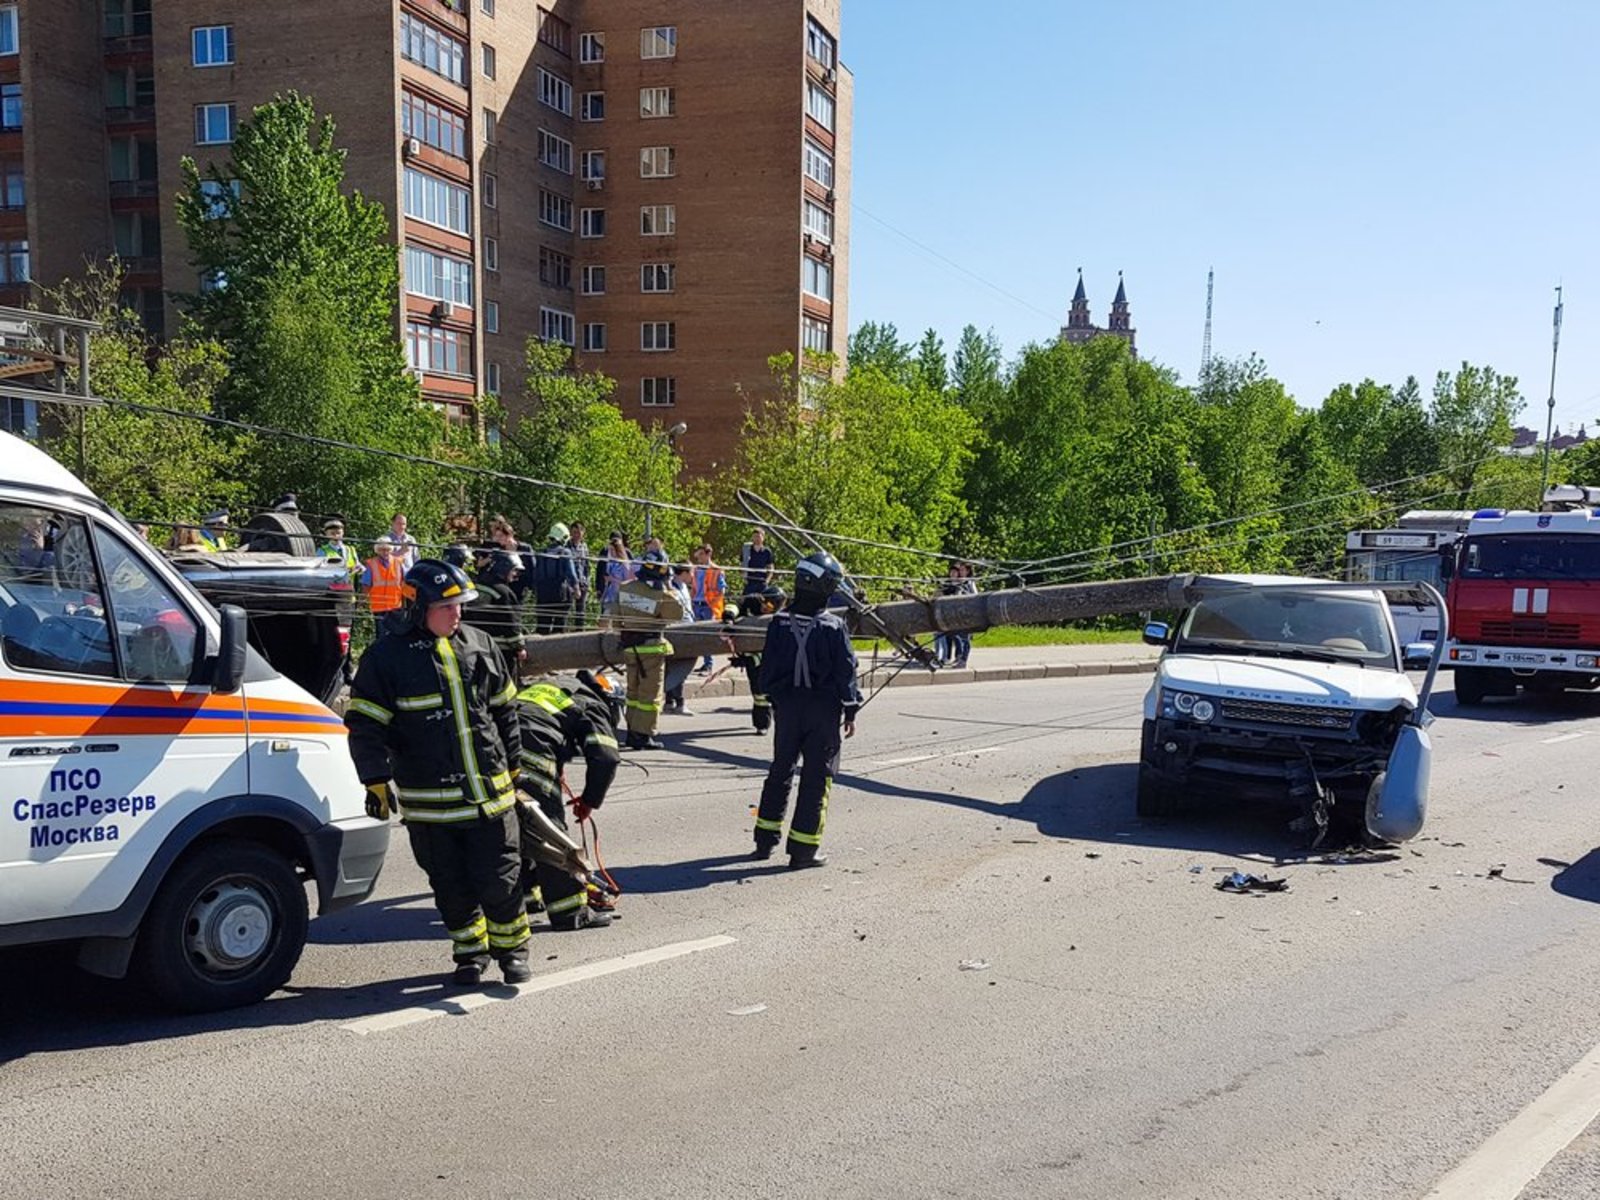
[1138,576,1440,844]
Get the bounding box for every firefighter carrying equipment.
[514,676,622,928]
[617,556,685,743]
[755,599,862,864]
[347,614,527,966]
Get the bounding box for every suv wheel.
[1136,763,1181,819]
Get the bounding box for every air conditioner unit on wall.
[824,189,835,204]
[586,178,604,191]
[402,137,421,159]
[433,300,455,322]
[824,67,837,85]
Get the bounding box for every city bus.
[1344,512,1474,655]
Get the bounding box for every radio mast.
[1198,268,1214,388]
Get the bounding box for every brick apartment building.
[0,0,850,472]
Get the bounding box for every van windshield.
[1177,589,1396,668]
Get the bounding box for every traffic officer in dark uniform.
[346,559,532,986]
[753,553,861,869]
[514,670,623,930]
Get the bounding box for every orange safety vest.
[365,556,404,613]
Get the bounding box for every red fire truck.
[1444,485,1600,704]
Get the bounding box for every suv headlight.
[1161,690,1217,722]
[1174,692,1196,714]
[1192,698,1216,722]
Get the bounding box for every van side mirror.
[212,604,247,694]
[1438,549,1454,582]
[1142,621,1170,647]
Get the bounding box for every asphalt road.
[5,673,1600,1200]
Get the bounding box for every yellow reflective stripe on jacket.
[585,733,618,749]
[518,683,574,714]
[436,636,492,807]
[348,698,393,725]
[519,751,559,776]
[397,786,464,802]
[395,693,444,711]
[492,680,518,706]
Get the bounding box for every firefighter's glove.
[571,797,594,824]
[365,781,398,821]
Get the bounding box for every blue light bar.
[1472,508,1506,519]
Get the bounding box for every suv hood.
[1159,655,1417,710]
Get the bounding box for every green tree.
[950,324,1004,409]
[1429,363,1523,500]
[37,263,252,531]
[177,92,443,542]
[914,328,948,392]
[846,321,913,383]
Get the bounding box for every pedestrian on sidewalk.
[664,562,697,716]
[691,543,726,673]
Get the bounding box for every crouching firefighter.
[346,559,532,987]
[515,670,623,930]
[753,554,861,869]
[616,549,685,750]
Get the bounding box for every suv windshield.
[1176,588,1396,668]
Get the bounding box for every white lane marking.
[1424,1039,1600,1199]
[871,745,1007,768]
[1540,732,1588,745]
[342,935,737,1035]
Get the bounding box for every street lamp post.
[643,420,688,540]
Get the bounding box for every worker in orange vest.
[361,535,406,615]
[691,543,726,673]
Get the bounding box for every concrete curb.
[688,656,1158,699]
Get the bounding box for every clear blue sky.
[843,1,1600,435]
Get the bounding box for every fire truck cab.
[1444,487,1600,704]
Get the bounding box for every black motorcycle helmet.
[793,551,844,600]
[401,559,478,627]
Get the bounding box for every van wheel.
[1136,764,1181,819]
[1454,666,1489,706]
[133,839,308,1013]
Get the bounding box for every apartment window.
[194,103,236,145]
[481,44,496,79]
[582,323,606,352]
[481,0,495,14]
[0,160,22,210]
[198,178,240,219]
[581,92,605,121]
[539,189,573,231]
[404,167,471,235]
[538,68,572,115]
[641,377,676,407]
[109,137,158,182]
[483,172,498,208]
[399,13,466,86]
[0,84,19,131]
[641,321,676,352]
[640,146,675,178]
[640,26,677,59]
[0,6,16,57]
[581,150,606,181]
[486,361,502,395]
[807,18,836,69]
[484,237,499,272]
[191,24,233,66]
[482,108,497,144]
[807,82,835,131]
[640,204,676,236]
[803,255,832,301]
[0,239,30,285]
[641,263,675,293]
[803,199,833,243]
[538,129,573,174]
[803,315,832,355]
[103,0,152,39]
[578,32,604,63]
[538,8,571,55]
[485,300,500,334]
[404,244,473,305]
[581,265,606,295]
[402,92,467,159]
[580,208,606,238]
[406,322,466,376]
[804,139,834,188]
[539,246,572,289]
[640,86,675,119]
[113,211,161,258]
[540,306,575,346]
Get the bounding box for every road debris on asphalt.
[727,1003,768,1016]
[1215,872,1291,895]
[958,959,991,971]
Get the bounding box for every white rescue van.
[0,431,388,1010]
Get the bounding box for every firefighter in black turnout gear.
[346,559,532,986]
[754,553,861,868]
[515,671,623,930]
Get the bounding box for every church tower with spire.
[1059,270,1138,359]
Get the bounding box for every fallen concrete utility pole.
[522,573,1198,674]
